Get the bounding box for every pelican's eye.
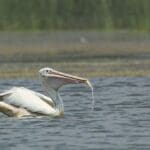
[48,69,54,74]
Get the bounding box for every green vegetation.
[0,31,149,78]
[0,60,150,78]
[0,0,150,31]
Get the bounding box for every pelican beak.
[47,69,88,85]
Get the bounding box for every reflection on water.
[0,77,150,149]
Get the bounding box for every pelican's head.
[39,67,88,91]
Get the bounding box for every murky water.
[0,77,150,150]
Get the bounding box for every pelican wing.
[0,90,13,98]
[0,87,57,115]
[34,92,55,107]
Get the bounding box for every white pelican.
[0,67,90,117]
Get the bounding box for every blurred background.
[0,0,150,78]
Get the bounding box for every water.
[0,77,150,150]
[86,79,95,111]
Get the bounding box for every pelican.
[0,67,90,117]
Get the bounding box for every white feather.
[2,87,58,115]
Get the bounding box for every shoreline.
[0,31,150,78]
[0,60,150,78]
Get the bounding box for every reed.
[0,0,150,32]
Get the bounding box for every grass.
[0,31,150,78]
[0,60,150,79]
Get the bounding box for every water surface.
[0,77,150,150]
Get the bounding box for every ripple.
[0,77,150,149]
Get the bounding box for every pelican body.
[0,68,89,117]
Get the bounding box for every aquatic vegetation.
[0,32,150,78]
[0,59,150,78]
